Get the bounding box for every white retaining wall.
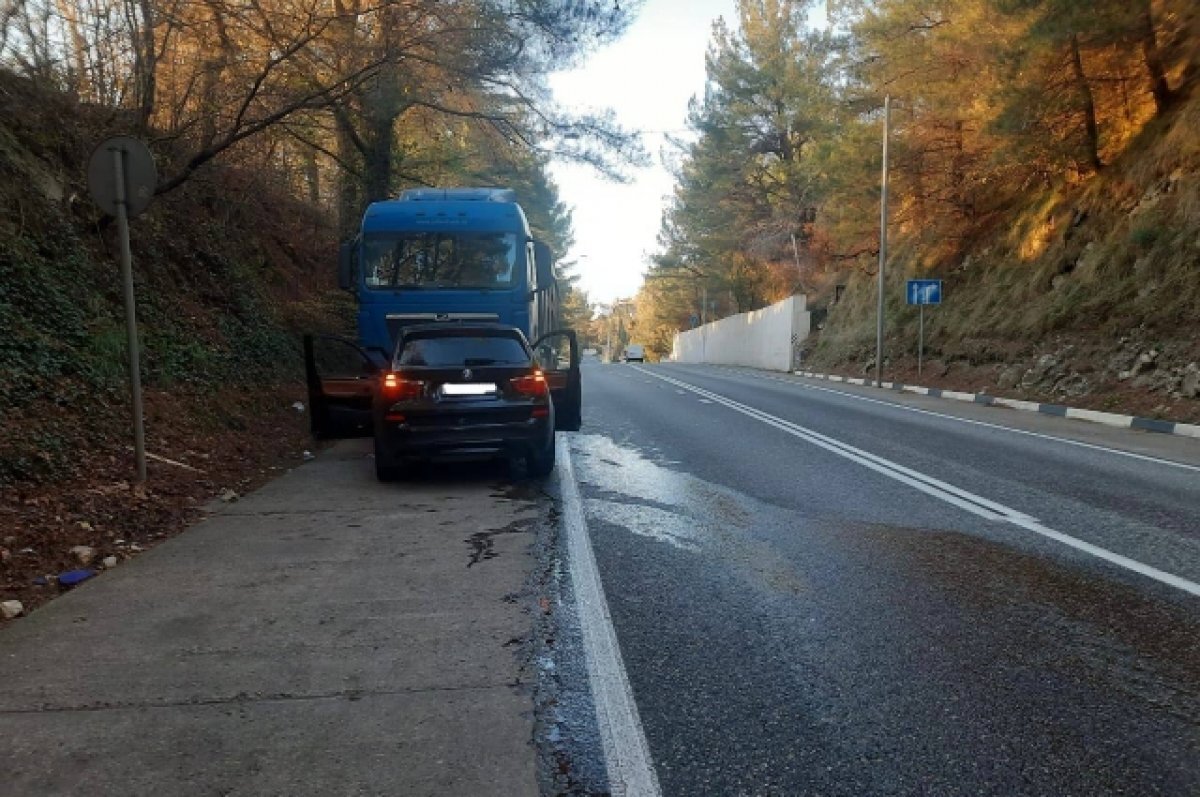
[670,295,810,372]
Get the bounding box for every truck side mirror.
[338,241,354,291]
[532,240,555,289]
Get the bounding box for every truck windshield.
[363,232,520,290]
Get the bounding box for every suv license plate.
[441,383,497,396]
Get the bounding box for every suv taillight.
[382,372,424,400]
[510,372,548,397]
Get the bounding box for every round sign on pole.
[87,136,157,218]
[87,135,156,483]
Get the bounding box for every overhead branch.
[155,54,389,195]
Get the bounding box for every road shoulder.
[0,440,543,795]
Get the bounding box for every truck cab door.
[303,334,380,439]
[532,329,581,432]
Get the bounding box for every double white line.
[635,366,1200,598]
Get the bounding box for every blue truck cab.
[306,187,581,439]
[339,188,560,357]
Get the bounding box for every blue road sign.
[907,279,942,305]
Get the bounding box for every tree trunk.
[199,0,235,147]
[331,0,363,237]
[198,66,221,148]
[1138,1,1173,115]
[1069,34,1102,172]
[55,0,89,98]
[302,146,321,206]
[134,0,157,131]
[363,105,395,204]
[335,114,363,238]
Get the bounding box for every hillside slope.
[808,93,1200,422]
[0,73,349,612]
[0,72,351,484]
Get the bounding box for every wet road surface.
[560,359,1200,795]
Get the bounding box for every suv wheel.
[526,435,556,477]
[374,437,401,482]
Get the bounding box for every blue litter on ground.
[32,576,48,586]
[57,569,97,586]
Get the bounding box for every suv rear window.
[397,334,530,367]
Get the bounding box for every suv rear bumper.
[375,417,552,463]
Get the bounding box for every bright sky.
[547,0,739,305]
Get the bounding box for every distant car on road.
[622,344,645,363]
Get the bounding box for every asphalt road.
[5,358,1196,796]
[564,359,1200,796]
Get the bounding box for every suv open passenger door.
[531,329,581,432]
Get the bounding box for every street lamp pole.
[606,314,613,363]
[875,94,891,389]
[790,233,803,285]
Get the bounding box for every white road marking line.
[635,367,1200,598]
[557,436,662,796]
[698,399,713,404]
[796,379,1200,473]
[704,366,1200,474]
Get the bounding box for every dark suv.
[373,324,559,480]
[303,323,580,479]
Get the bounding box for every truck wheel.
[559,398,582,432]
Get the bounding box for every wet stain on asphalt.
[584,488,681,516]
[571,434,816,596]
[490,478,546,502]
[584,498,702,551]
[857,524,1200,721]
[465,519,529,567]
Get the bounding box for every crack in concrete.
[0,681,523,715]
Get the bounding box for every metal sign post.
[919,304,924,376]
[906,279,942,379]
[113,151,146,483]
[87,137,157,484]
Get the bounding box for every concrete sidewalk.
[0,440,542,795]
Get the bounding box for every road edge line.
[556,435,662,797]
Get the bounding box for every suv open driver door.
[303,334,381,439]
[531,329,581,432]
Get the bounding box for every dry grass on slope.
[808,93,1200,418]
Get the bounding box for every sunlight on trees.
[0,0,646,318]
[641,0,1198,355]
